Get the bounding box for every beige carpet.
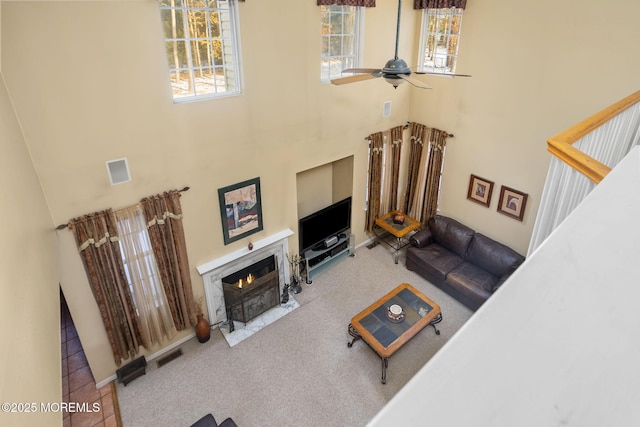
[116,243,473,427]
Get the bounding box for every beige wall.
[409,0,640,255]
[296,155,354,220]
[332,156,354,203]
[1,0,411,383]
[296,163,334,220]
[0,77,61,425]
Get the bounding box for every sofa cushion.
[446,261,497,302]
[466,233,525,278]
[429,215,475,259]
[406,243,465,284]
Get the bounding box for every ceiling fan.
[331,0,470,89]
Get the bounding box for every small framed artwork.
[218,177,263,245]
[467,174,494,207]
[497,185,528,221]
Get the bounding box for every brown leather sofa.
[406,215,525,311]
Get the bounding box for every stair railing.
[528,90,640,256]
[547,90,640,184]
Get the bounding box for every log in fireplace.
[222,255,280,324]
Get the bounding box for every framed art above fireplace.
[218,177,263,245]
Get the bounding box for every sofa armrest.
[410,228,433,248]
[492,275,509,293]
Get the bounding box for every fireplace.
[222,255,280,323]
[198,229,294,329]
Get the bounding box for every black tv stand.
[303,233,354,284]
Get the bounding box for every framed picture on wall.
[467,174,494,207]
[218,177,263,245]
[497,185,528,221]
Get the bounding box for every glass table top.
[358,287,435,348]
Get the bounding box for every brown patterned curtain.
[402,123,427,215]
[365,132,384,232]
[317,0,376,6]
[140,190,198,330]
[421,128,449,221]
[414,0,467,9]
[69,210,144,366]
[389,125,404,211]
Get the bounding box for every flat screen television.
[298,197,352,254]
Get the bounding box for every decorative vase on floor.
[195,314,211,343]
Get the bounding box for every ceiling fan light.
[384,76,404,88]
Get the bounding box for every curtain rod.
[55,186,190,230]
[404,122,454,137]
[365,123,454,141]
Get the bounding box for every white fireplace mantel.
[196,229,294,276]
[197,229,294,326]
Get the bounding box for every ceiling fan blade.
[331,73,380,85]
[414,71,472,77]
[342,68,382,74]
[399,74,432,89]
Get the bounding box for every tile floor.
[61,293,122,427]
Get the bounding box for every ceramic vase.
[195,314,211,343]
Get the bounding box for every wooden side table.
[373,210,422,263]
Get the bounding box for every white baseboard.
[95,332,196,389]
[145,332,196,363]
[356,236,375,250]
[96,374,118,390]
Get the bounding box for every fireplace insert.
[222,255,280,324]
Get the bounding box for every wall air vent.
[106,158,131,185]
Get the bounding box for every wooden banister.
[547,89,640,183]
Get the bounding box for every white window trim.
[320,5,365,84]
[161,0,244,103]
[417,7,464,76]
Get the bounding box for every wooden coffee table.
[347,283,442,384]
[373,210,422,263]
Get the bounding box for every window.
[159,0,241,101]
[115,206,176,344]
[418,7,464,74]
[320,5,363,83]
[116,207,166,310]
